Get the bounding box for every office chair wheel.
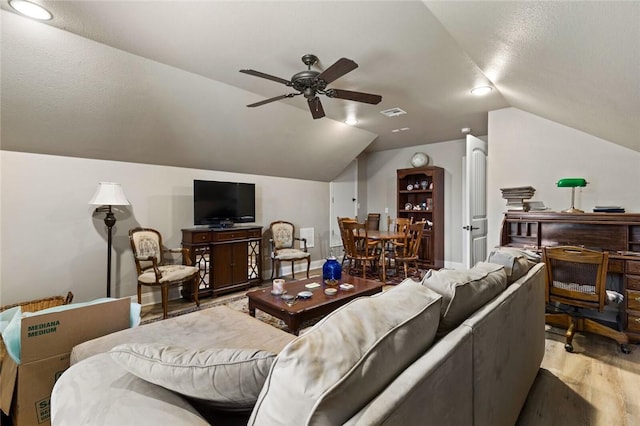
[621,344,631,354]
[564,343,574,353]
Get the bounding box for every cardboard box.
[0,298,131,426]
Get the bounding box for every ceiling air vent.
[380,107,407,117]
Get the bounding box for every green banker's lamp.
[557,178,587,213]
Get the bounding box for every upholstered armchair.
[129,228,200,319]
[269,220,311,279]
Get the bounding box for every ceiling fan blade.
[247,93,297,107]
[239,69,291,86]
[308,97,325,119]
[327,88,382,105]
[317,58,358,84]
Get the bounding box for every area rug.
[140,271,424,328]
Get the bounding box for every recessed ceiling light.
[9,0,52,20]
[344,118,358,126]
[471,86,492,96]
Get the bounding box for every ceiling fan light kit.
[240,54,382,119]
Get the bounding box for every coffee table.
[247,274,383,335]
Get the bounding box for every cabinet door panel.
[231,242,249,285]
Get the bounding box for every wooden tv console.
[181,226,262,299]
[500,211,640,343]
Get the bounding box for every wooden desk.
[500,212,640,342]
[367,230,407,283]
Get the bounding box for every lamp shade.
[556,178,587,188]
[88,182,130,206]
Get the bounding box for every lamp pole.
[104,205,116,298]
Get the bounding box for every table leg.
[248,301,256,317]
[286,317,301,335]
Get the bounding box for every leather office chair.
[543,246,630,354]
[129,228,199,319]
[269,220,310,279]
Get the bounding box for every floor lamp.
[89,182,130,297]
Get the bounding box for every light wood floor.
[517,326,640,425]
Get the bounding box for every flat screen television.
[193,180,255,227]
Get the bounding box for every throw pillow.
[422,262,507,335]
[110,343,276,410]
[487,246,539,284]
[248,280,442,426]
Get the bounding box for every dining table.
[365,230,407,283]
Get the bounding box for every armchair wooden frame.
[269,220,310,279]
[543,246,630,354]
[129,227,199,319]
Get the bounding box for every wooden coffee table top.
[246,273,383,334]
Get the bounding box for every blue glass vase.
[322,256,342,286]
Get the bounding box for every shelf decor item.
[322,255,342,286]
[410,152,430,168]
[557,178,588,213]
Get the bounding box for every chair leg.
[137,283,142,304]
[306,258,310,278]
[291,261,296,279]
[192,277,200,308]
[161,285,169,320]
[564,317,577,352]
[270,258,276,279]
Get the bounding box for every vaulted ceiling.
[2,1,638,181]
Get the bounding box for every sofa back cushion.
[487,247,539,284]
[421,262,507,335]
[248,280,442,426]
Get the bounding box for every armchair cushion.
[272,248,310,261]
[138,265,198,284]
[110,343,276,410]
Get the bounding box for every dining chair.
[129,227,200,319]
[543,246,630,354]
[387,221,425,279]
[365,213,381,231]
[337,217,356,267]
[342,220,379,279]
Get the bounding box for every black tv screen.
[194,180,255,226]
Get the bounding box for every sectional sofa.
[51,249,545,426]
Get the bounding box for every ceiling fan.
[240,54,382,119]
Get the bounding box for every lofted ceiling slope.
[1,1,638,182]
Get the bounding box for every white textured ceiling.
[1,1,638,181]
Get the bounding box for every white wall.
[487,107,640,249]
[365,139,466,267]
[0,152,329,306]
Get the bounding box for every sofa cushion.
[421,262,507,335]
[110,343,275,410]
[487,247,539,284]
[248,280,442,426]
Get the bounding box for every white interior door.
[330,160,358,248]
[463,135,488,268]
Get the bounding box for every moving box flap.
[0,355,18,414]
[19,298,130,364]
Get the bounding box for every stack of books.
[593,206,625,213]
[500,186,536,211]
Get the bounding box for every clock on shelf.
[410,152,429,168]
